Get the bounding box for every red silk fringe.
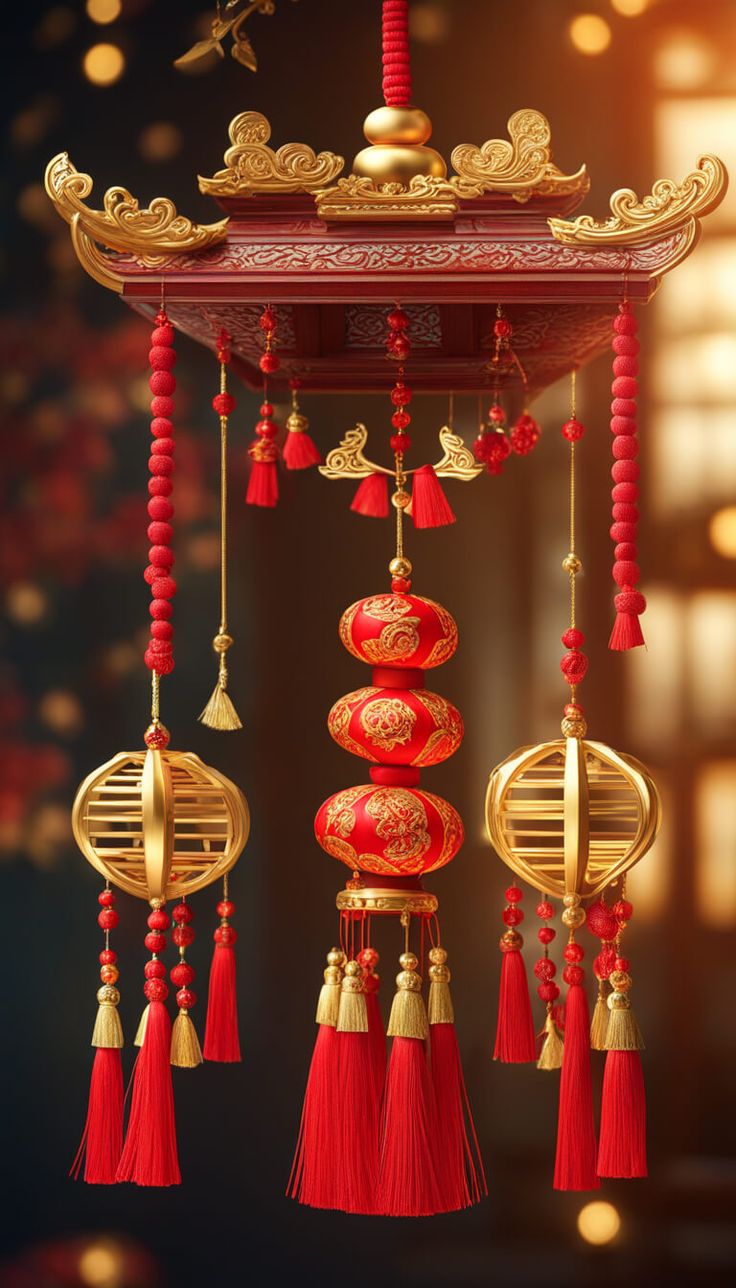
[597,1050,647,1178]
[288,1024,343,1210]
[70,1048,123,1185]
[336,1032,380,1213]
[246,460,278,507]
[553,983,599,1191]
[351,473,389,518]
[493,948,536,1063]
[116,1001,180,1187]
[430,1023,487,1210]
[366,989,387,1101]
[411,464,456,529]
[608,609,645,652]
[377,1036,443,1216]
[283,430,321,470]
[203,941,241,1063]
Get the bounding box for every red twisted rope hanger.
[382,0,412,106]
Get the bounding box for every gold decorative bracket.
[315,174,460,222]
[319,424,483,482]
[450,109,589,203]
[549,154,727,247]
[44,152,228,292]
[199,111,344,196]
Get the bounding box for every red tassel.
[553,980,599,1191]
[494,946,536,1063]
[336,1032,380,1213]
[377,1037,443,1216]
[430,1023,487,1209]
[288,1024,343,1210]
[597,1050,647,1178]
[365,984,386,1100]
[203,936,241,1063]
[70,1048,123,1185]
[351,473,389,518]
[116,1001,180,1187]
[246,460,278,508]
[608,591,646,651]
[283,429,321,470]
[411,464,456,529]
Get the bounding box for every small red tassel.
[608,590,646,651]
[494,944,536,1063]
[377,1037,443,1216]
[553,979,599,1191]
[116,1001,180,1187]
[203,934,241,1063]
[351,472,389,518]
[597,1050,647,1178]
[336,1032,380,1213]
[411,464,456,529]
[246,459,278,508]
[430,1023,487,1209]
[283,429,321,470]
[70,1048,123,1185]
[288,1024,343,1210]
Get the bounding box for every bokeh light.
[138,121,183,162]
[569,14,612,55]
[654,30,716,90]
[39,689,84,736]
[86,0,122,23]
[578,1200,622,1245]
[34,5,76,49]
[6,582,48,626]
[78,1239,124,1288]
[410,2,451,43]
[709,505,736,559]
[611,0,648,15]
[83,42,125,86]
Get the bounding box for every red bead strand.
[144,311,176,676]
[609,301,646,650]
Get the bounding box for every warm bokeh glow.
[656,99,736,229]
[653,333,736,401]
[578,1201,621,1245]
[695,762,736,928]
[82,42,125,85]
[78,1240,124,1288]
[611,0,648,15]
[627,776,671,921]
[625,587,683,746]
[654,30,716,90]
[688,593,736,735]
[650,407,736,515]
[86,0,122,23]
[569,14,612,55]
[709,506,736,559]
[138,121,183,162]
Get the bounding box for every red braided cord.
[609,302,646,649]
[382,0,412,106]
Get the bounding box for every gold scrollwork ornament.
[199,111,344,196]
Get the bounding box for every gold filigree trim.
[320,424,483,482]
[45,153,228,288]
[336,887,439,916]
[549,155,727,246]
[198,111,344,196]
[449,109,588,203]
[315,174,460,222]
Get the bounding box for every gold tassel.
[604,994,645,1051]
[336,960,368,1032]
[91,987,124,1049]
[590,978,611,1050]
[199,639,242,731]
[315,947,345,1026]
[170,1010,204,1068]
[387,951,428,1040]
[427,945,454,1025]
[133,1003,150,1047]
[537,1008,564,1070]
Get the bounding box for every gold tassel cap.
[604,971,645,1051]
[336,959,368,1032]
[537,1008,564,1070]
[315,947,346,1026]
[133,1003,150,1047]
[387,951,428,1040]
[199,633,242,731]
[590,978,612,1050]
[170,1010,204,1068]
[427,946,454,1025]
[91,985,124,1049]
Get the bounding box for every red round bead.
[562,417,585,441]
[215,925,237,946]
[560,650,588,682]
[151,417,173,438]
[176,988,196,1009]
[391,410,411,430]
[537,926,556,945]
[144,959,166,980]
[391,384,412,406]
[614,898,633,923]
[151,395,174,418]
[147,908,170,931]
[147,522,172,545]
[97,908,118,930]
[563,941,584,963]
[357,946,379,970]
[144,931,166,953]
[148,476,173,497]
[152,577,177,600]
[147,497,173,522]
[594,948,617,979]
[505,885,523,903]
[148,454,173,476]
[149,345,176,371]
[99,949,117,965]
[151,439,175,458]
[260,402,273,417]
[612,434,638,460]
[387,337,410,362]
[614,307,638,335]
[172,902,193,924]
[612,482,638,503]
[561,628,584,649]
[149,545,174,567]
[145,647,174,675]
[213,392,236,416]
[151,620,173,641]
[488,404,505,425]
[172,925,195,947]
[150,600,173,620]
[387,308,408,331]
[98,889,116,907]
[151,323,174,346]
[259,308,276,332]
[216,900,235,918]
[614,542,637,562]
[259,352,279,374]
[391,576,411,593]
[587,900,619,941]
[534,957,556,981]
[502,905,523,926]
[612,460,640,483]
[538,981,560,1003]
[615,956,630,972]
[613,560,640,587]
[170,962,195,987]
[493,318,513,339]
[536,900,554,920]
[487,434,511,462]
[563,964,584,986]
[472,436,488,462]
[149,371,175,397]
[144,978,169,1003]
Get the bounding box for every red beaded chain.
[144,310,177,676]
[534,898,559,1007]
[170,901,197,1017]
[499,883,525,950]
[213,893,237,952]
[143,903,171,1005]
[609,301,646,647]
[97,884,120,986]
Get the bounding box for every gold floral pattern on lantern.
[365,787,431,865]
[326,686,375,759]
[323,785,367,838]
[361,618,422,664]
[433,792,466,867]
[359,698,417,751]
[361,595,414,623]
[424,602,460,666]
[412,691,464,766]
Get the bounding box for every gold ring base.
[336,886,438,916]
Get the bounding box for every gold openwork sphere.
[485,736,660,899]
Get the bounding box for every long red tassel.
[351,473,389,518]
[411,464,456,529]
[553,974,599,1191]
[116,1001,180,1187]
[430,1023,487,1209]
[494,942,536,1063]
[70,1048,123,1185]
[246,459,278,508]
[203,931,241,1063]
[336,1032,380,1213]
[283,428,321,470]
[598,1050,647,1178]
[364,978,386,1100]
[377,1037,443,1216]
[287,1024,343,1210]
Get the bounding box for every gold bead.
[396,969,422,993]
[399,951,418,971]
[97,985,120,1006]
[610,970,632,992]
[563,893,581,908]
[428,946,448,965]
[392,488,410,510]
[353,107,447,185]
[562,553,582,575]
[561,714,588,739]
[100,964,119,984]
[363,106,433,147]
[344,959,360,978]
[561,906,586,929]
[286,412,308,434]
[389,555,413,578]
[213,632,233,654]
[500,929,522,951]
[429,963,450,984]
[326,947,344,969]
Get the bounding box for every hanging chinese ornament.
[485,372,661,1189]
[70,312,250,1187]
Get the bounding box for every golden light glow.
[688,593,736,734]
[78,1240,123,1288]
[695,762,736,927]
[6,582,48,626]
[39,689,84,735]
[709,506,736,559]
[86,0,122,22]
[650,407,736,516]
[569,14,612,56]
[657,241,736,334]
[611,0,648,14]
[654,31,716,91]
[627,777,671,921]
[653,334,736,402]
[656,100,736,229]
[625,587,683,745]
[138,121,183,162]
[82,42,125,86]
[578,1201,621,1245]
